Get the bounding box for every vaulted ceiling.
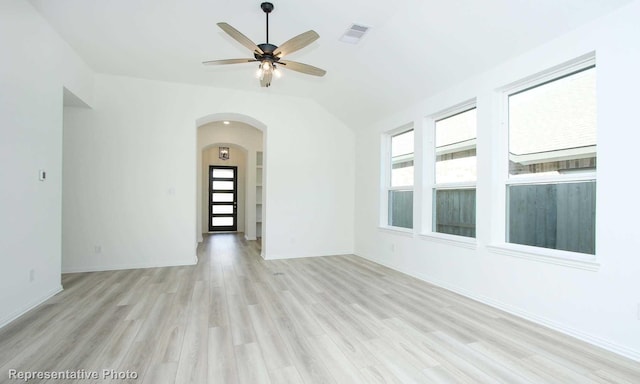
[30,0,632,127]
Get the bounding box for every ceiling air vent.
[339,24,370,44]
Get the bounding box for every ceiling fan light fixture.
[256,61,273,78]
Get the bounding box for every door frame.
[208,165,238,232]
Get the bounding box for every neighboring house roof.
[509,67,596,160]
[436,108,477,148]
[433,69,596,165]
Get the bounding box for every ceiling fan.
[203,2,326,87]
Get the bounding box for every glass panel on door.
[212,168,234,178]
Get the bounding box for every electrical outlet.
[29,269,35,282]
[94,245,102,254]
[390,243,395,252]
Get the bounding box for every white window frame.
[380,124,415,232]
[489,53,598,269]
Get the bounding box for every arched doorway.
[196,114,266,256]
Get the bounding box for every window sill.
[378,226,414,237]
[486,243,600,271]
[419,232,477,249]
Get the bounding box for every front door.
[209,166,238,232]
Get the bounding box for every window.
[506,63,596,255]
[433,107,477,238]
[387,129,414,229]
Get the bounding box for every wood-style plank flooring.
[1,233,639,383]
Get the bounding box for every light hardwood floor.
[1,233,639,383]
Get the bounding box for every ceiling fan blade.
[202,58,258,65]
[260,70,273,87]
[279,60,326,77]
[274,30,319,57]
[217,22,264,55]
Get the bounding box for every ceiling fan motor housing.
[255,43,279,62]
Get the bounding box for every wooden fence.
[391,182,595,255]
[389,190,413,229]
[508,181,596,254]
[434,189,476,238]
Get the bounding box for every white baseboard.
[356,253,640,362]
[62,256,198,274]
[264,251,353,260]
[0,285,63,329]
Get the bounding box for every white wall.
[0,0,94,327]
[62,74,355,271]
[354,0,640,360]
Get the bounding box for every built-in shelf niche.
[256,151,263,237]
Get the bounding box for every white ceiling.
[30,0,632,127]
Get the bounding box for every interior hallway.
[0,234,639,383]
